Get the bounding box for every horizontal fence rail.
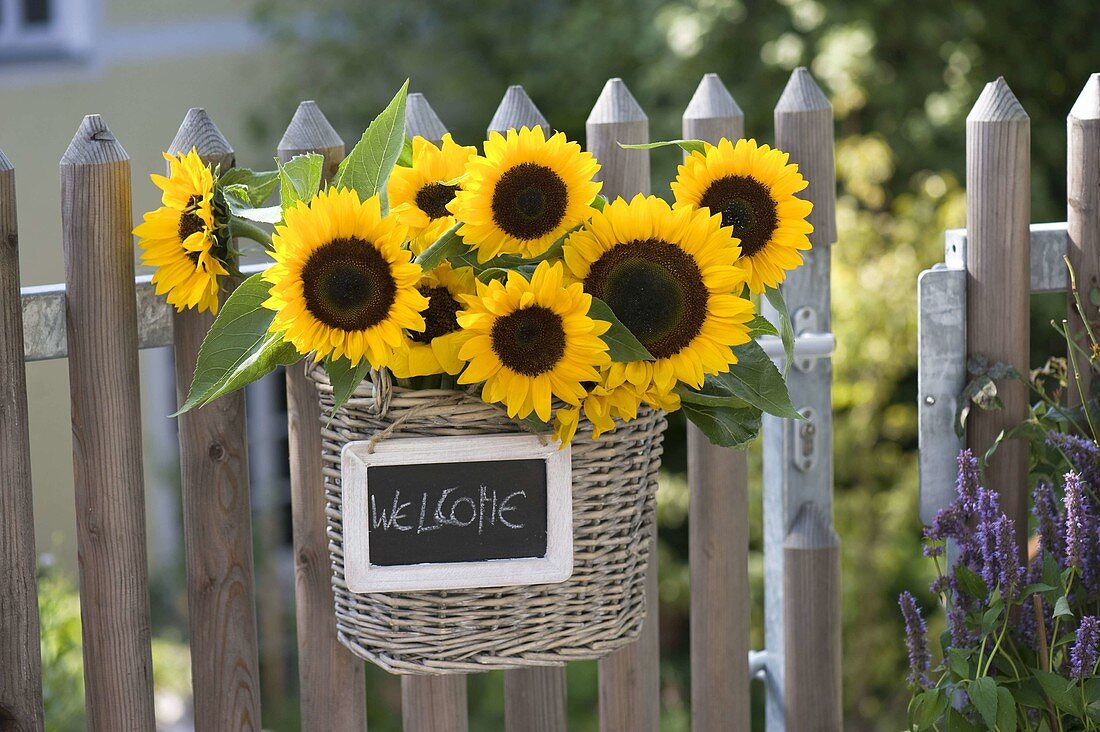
[2,68,840,732]
[20,263,268,361]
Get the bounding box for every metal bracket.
[791,307,819,373]
[793,407,817,472]
[749,649,768,680]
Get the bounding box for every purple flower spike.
[957,449,982,511]
[1033,480,1063,563]
[992,515,1023,600]
[1048,432,1100,489]
[899,591,932,687]
[1070,616,1100,680]
[1065,472,1086,569]
[976,487,1002,590]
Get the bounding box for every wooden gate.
[0,67,839,732]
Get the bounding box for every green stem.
[982,617,1010,677]
[229,216,273,250]
[1064,320,1100,439]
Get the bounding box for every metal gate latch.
[793,407,817,472]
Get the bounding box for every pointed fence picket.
[168,109,263,732]
[683,72,752,732]
[399,98,471,732]
[0,149,43,732]
[479,84,570,732]
[585,76,663,732]
[763,67,841,732]
[61,114,157,730]
[277,101,370,732]
[1,69,842,732]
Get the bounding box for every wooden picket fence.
[918,73,1100,558]
[0,68,839,732]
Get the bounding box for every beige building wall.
[1,0,285,575]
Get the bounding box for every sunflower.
[388,134,477,254]
[389,262,476,378]
[449,126,601,263]
[671,138,813,293]
[581,381,646,439]
[456,261,610,422]
[263,187,428,367]
[563,194,754,397]
[133,149,229,314]
[552,379,649,444]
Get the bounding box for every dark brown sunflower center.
[415,182,460,220]
[410,286,461,344]
[179,195,207,262]
[301,237,396,332]
[583,238,708,359]
[491,163,568,240]
[490,305,566,376]
[698,175,778,257]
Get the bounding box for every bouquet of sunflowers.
[137,83,813,447]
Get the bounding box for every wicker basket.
[308,362,666,674]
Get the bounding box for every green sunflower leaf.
[587,297,654,362]
[219,168,279,206]
[591,194,608,211]
[620,139,707,156]
[278,153,325,211]
[222,186,282,226]
[706,340,804,420]
[673,383,749,409]
[326,357,372,414]
[477,265,536,283]
[417,223,467,270]
[516,412,552,434]
[175,274,301,415]
[682,402,762,448]
[764,286,795,377]
[397,135,414,167]
[747,315,779,339]
[333,80,410,212]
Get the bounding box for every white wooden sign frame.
[341,433,573,593]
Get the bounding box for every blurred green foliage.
[240,0,1100,728]
[37,568,192,731]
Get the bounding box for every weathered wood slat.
[488,85,550,134]
[401,675,468,732]
[168,109,262,732]
[60,114,156,730]
[1067,73,1100,404]
[279,101,368,732]
[406,92,449,145]
[764,66,840,732]
[504,668,568,732]
[965,77,1030,553]
[683,73,751,732]
[0,151,45,732]
[782,504,841,731]
[587,77,660,732]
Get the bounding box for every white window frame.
[0,0,94,61]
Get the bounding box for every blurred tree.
[253,0,1100,728]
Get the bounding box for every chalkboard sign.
[341,433,573,593]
